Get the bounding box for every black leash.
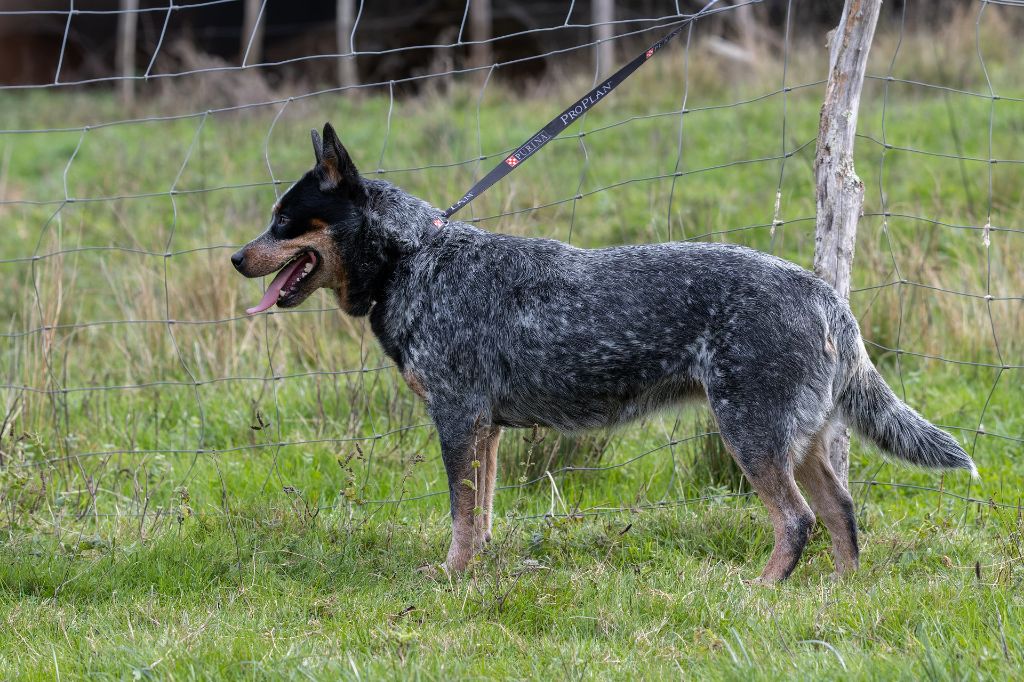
[435,2,721,227]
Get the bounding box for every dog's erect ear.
[311,128,324,165]
[315,122,360,192]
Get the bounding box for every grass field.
[1,10,1023,680]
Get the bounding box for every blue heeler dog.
[231,124,977,582]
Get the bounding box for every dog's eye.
[277,215,290,227]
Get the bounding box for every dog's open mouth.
[246,250,319,315]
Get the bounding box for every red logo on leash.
[646,48,655,59]
[505,156,519,167]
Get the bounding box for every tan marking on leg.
[723,442,815,584]
[446,476,481,571]
[482,427,501,542]
[402,370,428,401]
[795,430,860,575]
[444,422,492,572]
[754,472,815,583]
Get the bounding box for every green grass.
[2,498,1021,680]
[2,15,1024,680]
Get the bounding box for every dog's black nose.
[230,250,245,271]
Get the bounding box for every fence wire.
[0,0,1022,539]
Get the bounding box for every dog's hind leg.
[435,410,490,572]
[739,461,815,583]
[794,426,859,575]
[481,426,502,542]
[711,394,815,582]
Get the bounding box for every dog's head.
[232,122,366,315]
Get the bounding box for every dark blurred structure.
[0,0,990,89]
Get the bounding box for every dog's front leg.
[481,426,502,542]
[435,411,491,572]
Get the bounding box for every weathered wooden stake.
[813,0,881,485]
[117,0,138,106]
[336,0,358,88]
[468,0,492,85]
[593,0,614,79]
[241,0,265,65]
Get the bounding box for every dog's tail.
[836,340,977,477]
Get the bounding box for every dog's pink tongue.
[246,258,304,315]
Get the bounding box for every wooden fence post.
[593,0,614,79]
[336,0,358,88]
[241,0,265,65]
[117,0,138,106]
[813,0,881,485]
[469,0,492,85]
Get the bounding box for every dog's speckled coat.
[233,124,976,581]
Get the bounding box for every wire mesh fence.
[0,0,1022,545]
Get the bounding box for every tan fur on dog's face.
[234,218,349,310]
[232,122,366,314]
